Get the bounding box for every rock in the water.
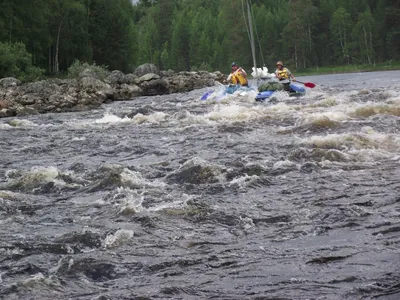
[78,77,113,105]
[0,77,22,88]
[113,84,143,100]
[134,63,159,77]
[79,77,113,95]
[166,158,223,184]
[126,106,154,118]
[0,108,15,117]
[140,79,169,96]
[16,106,39,116]
[0,67,227,118]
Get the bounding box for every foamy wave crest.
[7,119,39,128]
[120,168,165,189]
[94,111,132,124]
[2,166,82,193]
[0,123,13,130]
[104,229,134,248]
[131,111,168,124]
[301,131,400,163]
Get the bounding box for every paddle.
[294,80,316,88]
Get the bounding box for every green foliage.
[67,60,109,80]
[0,42,45,82]
[0,0,399,78]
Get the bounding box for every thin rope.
[250,2,266,67]
[241,0,252,48]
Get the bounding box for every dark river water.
[1,71,400,300]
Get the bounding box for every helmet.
[231,62,238,67]
[276,61,283,66]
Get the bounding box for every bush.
[0,42,45,82]
[67,60,109,80]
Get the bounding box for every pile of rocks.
[0,63,225,118]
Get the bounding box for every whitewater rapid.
[1,71,399,300]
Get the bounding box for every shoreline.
[294,63,400,76]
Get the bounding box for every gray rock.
[138,73,161,83]
[160,69,175,77]
[79,77,113,96]
[16,106,39,116]
[0,69,226,118]
[126,106,154,118]
[0,108,15,117]
[105,70,126,84]
[134,63,159,77]
[140,79,169,96]
[113,84,143,100]
[124,73,139,85]
[0,77,22,88]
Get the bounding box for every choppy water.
[1,71,400,300]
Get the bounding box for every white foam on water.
[3,166,82,191]
[131,111,168,124]
[0,123,13,130]
[302,131,400,162]
[94,111,132,124]
[103,229,134,248]
[228,174,259,188]
[71,136,86,141]
[110,187,145,215]
[7,119,39,128]
[120,168,165,189]
[21,273,59,288]
[147,193,194,212]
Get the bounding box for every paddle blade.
[304,82,316,88]
[201,90,213,100]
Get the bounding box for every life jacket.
[276,67,290,80]
[230,69,248,86]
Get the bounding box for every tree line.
[0,0,399,80]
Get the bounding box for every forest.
[0,0,399,80]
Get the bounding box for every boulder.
[0,77,22,88]
[0,68,227,118]
[16,106,39,116]
[160,69,175,77]
[78,77,113,105]
[140,79,169,96]
[113,84,143,100]
[138,73,161,83]
[124,73,139,85]
[126,106,154,118]
[0,108,15,117]
[134,63,159,77]
[105,70,126,85]
[79,77,113,95]
[0,100,10,109]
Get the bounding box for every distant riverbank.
[295,61,400,76]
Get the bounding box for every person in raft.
[226,62,248,86]
[275,61,296,92]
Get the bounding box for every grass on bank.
[295,61,400,76]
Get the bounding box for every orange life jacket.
[230,69,248,86]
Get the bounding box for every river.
[1,71,399,300]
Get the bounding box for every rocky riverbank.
[0,64,225,118]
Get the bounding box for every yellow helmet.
[276,61,283,66]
